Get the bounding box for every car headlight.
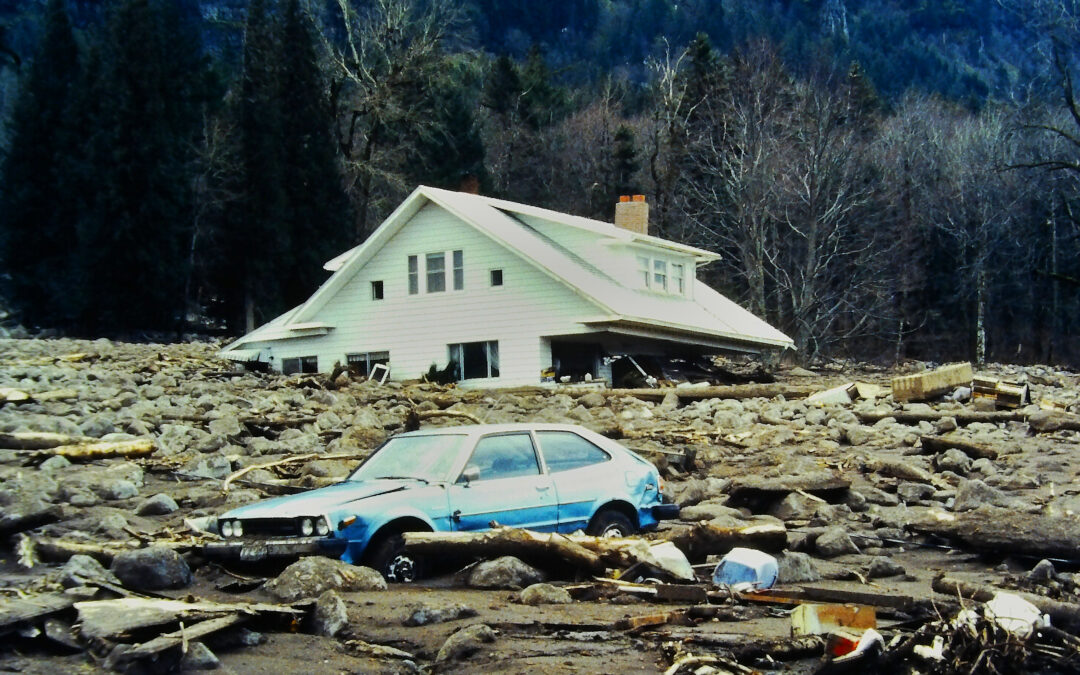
[221,520,233,537]
[315,518,329,536]
[233,520,243,537]
[299,518,314,536]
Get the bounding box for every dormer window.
[639,254,690,296]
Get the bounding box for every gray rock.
[58,554,122,588]
[860,487,900,506]
[316,411,343,432]
[679,499,745,523]
[67,489,101,506]
[519,583,573,605]
[38,455,72,472]
[178,641,220,671]
[659,391,680,412]
[142,385,165,400]
[935,449,972,475]
[136,493,179,516]
[897,482,935,503]
[578,392,606,409]
[971,396,996,412]
[776,552,821,584]
[1027,559,1057,585]
[841,424,873,446]
[815,527,860,557]
[264,557,386,602]
[110,546,192,590]
[207,417,244,440]
[179,454,233,481]
[842,490,868,512]
[96,479,139,500]
[79,415,117,438]
[867,556,905,578]
[768,492,821,521]
[934,416,958,433]
[403,603,478,626]
[953,479,1009,511]
[970,458,997,476]
[435,624,497,662]
[312,590,349,637]
[467,556,544,589]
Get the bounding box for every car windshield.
[347,434,467,483]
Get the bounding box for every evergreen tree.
[278,0,352,307]
[611,124,640,198]
[519,45,567,130]
[76,0,210,332]
[0,0,80,327]
[414,60,488,191]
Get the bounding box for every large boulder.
[436,624,496,662]
[312,590,349,637]
[264,557,386,602]
[466,556,544,590]
[110,546,192,590]
[519,583,572,605]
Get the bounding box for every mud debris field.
[1,338,1079,674]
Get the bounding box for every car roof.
[396,423,596,439]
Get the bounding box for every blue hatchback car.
[209,423,679,581]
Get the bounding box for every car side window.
[536,431,611,473]
[463,433,541,481]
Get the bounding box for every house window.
[282,355,318,375]
[490,269,503,287]
[671,263,685,294]
[346,351,389,376]
[426,252,445,292]
[653,259,668,291]
[408,256,418,295]
[637,256,650,286]
[371,280,384,300]
[453,250,464,290]
[449,340,499,379]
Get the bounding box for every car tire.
[586,509,635,538]
[366,533,425,583]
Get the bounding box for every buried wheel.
[365,533,425,583]
[586,509,636,538]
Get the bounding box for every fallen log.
[660,522,788,559]
[28,535,200,564]
[917,434,999,460]
[651,631,826,661]
[0,431,94,450]
[909,506,1080,560]
[855,410,1025,426]
[735,585,916,610]
[891,362,972,402]
[1027,409,1080,433]
[103,615,244,670]
[596,383,826,403]
[221,451,368,492]
[30,438,154,462]
[932,576,1080,633]
[403,528,605,572]
[76,597,305,641]
[0,588,97,636]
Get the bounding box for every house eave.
[582,316,795,352]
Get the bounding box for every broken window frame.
[346,351,390,377]
[448,340,499,380]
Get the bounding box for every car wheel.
[587,510,635,538]
[366,533,425,583]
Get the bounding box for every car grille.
[238,518,301,537]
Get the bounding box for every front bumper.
[652,503,680,520]
[202,536,347,562]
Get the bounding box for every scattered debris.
[891,362,974,402]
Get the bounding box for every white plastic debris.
[985,592,1050,637]
[711,547,778,590]
[645,541,695,581]
[913,635,945,661]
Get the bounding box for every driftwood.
[593,384,825,403]
[29,438,155,462]
[891,363,973,402]
[0,431,95,450]
[660,522,788,559]
[917,434,1000,460]
[855,410,1025,426]
[932,576,1080,633]
[76,597,304,641]
[1027,409,1080,433]
[104,615,245,670]
[404,528,605,572]
[416,409,483,425]
[221,451,368,492]
[0,388,78,405]
[910,506,1080,560]
[735,585,916,610]
[654,632,826,661]
[28,535,199,564]
[0,588,97,636]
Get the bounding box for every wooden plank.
[891,362,973,402]
[104,615,244,669]
[0,590,96,634]
[918,434,999,460]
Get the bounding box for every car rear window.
[536,431,611,473]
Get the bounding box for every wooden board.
[891,362,972,402]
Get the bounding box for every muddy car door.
[534,430,618,533]
[446,432,558,532]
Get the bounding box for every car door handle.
[535,485,550,492]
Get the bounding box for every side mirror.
[458,466,480,485]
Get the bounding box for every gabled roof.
[223,186,793,353]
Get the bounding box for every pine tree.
[0,0,80,327]
[612,124,640,198]
[76,0,210,332]
[278,0,352,307]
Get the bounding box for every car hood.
[223,479,425,519]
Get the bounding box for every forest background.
[2,0,1080,366]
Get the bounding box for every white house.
[220,186,794,386]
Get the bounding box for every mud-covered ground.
[1,338,1078,674]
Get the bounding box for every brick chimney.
[614,194,648,235]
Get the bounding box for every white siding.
[247,203,602,386]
